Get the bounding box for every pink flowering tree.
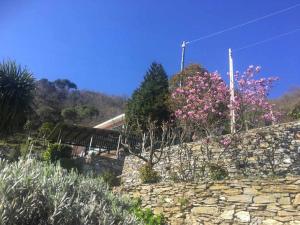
[233,65,279,131]
[171,71,230,137]
[171,66,279,135]
[171,66,279,179]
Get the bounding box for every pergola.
[47,123,141,152]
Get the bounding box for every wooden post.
[116,135,121,159]
[229,48,236,133]
[88,135,93,152]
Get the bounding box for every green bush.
[289,103,300,120]
[20,138,45,159]
[60,158,83,173]
[131,198,165,225]
[101,171,119,187]
[139,164,160,184]
[43,143,72,162]
[209,163,228,180]
[0,158,139,225]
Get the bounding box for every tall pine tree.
[126,62,170,130]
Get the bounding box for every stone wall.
[75,150,126,177]
[119,177,300,225]
[121,121,300,186]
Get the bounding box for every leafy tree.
[38,122,55,138]
[272,87,300,122]
[34,79,125,127]
[76,105,99,119]
[61,107,78,123]
[36,105,62,124]
[24,120,34,137]
[61,105,99,124]
[169,63,208,90]
[34,79,63,124]
[288,103,300,120]
[54,79,77,90]
[0,60,35,135]
[126,62,170,130]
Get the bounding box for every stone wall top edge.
[121,175,300,189]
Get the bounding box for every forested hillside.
[271,87,300,122]
[33,78,126,128]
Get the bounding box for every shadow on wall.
[72,149,127,182]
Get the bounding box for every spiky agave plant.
[0,60,35,135]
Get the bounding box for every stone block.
[295,131,300,140]
[223,189,242,195]
[278,197,291,205]
[262,219,283,225]
[273,216,294,222]
[235,211,250,223]
[227,195,253,203]
[203,198,217,204]
[253,195,277,204]
[289,222,300,225]
[266,203,281,212]
[210,184,229,190]
[220,210,234,220]
[191,206,218,215]
[153,207,164,215]
[294,194,300,205]
[243,187,260,195]
[278,210,300,216]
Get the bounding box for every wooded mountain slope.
[33,79,126,127]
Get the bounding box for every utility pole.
[180,41,187,72]
[180,41,187,87]
[229,48,236,133]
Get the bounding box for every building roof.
[94,113,125,130]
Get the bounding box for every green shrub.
[60,158,83,173]
[20,138,54,160]
[43,143,72,162]
[0,143,21,162]
[289,103,300,120]
[177,197,189,211]
[209,164,228,180]
[131,198,165,225]
[169,171,180,182]
[0,158,139,225]
[43,144,82,172]
[139,164,160,184]
[101,171,119,187]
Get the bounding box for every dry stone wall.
[75,151,126,177]
[121,121,300,186]
[119,177,300,225]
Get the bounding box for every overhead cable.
[187,3,300,44]
[234,28,300,52]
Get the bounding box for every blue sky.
[0,0,299,98]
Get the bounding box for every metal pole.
[180,41,186,72]
[229,48,236,133]
[180,41,187,87]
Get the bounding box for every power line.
[234,28,300,52]
[187,3,300,44]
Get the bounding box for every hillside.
[33,78,126,127]
[271,87,300,122]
